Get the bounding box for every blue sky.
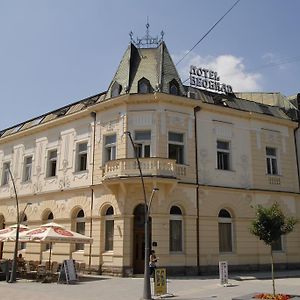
[1,0,299,130]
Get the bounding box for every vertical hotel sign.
[190,65,233,94]
[219,261,229,285]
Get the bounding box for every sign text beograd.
[190,65,233,94]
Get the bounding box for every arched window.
[169,206,183,252]
[44,211,54,251]
[138,78,151,94]
[105,206,114,251]
[218,209,233,253]
[169,79,179,95]
[75,209,85,251]
[111,81,122,98]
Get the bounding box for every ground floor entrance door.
[133,204,151,274]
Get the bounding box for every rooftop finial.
[130,19,164,48]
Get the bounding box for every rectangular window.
[105,219,114,251]
[218,222,232,252]
[47,150,57,177]
[271,237,283,252]
[217,140,230,170]
[266,147,278,175]
[23,156,33,182]
[76,142,88,172]
[169,219,182,252]
[134,131,151,158]
[2,162,10,186]
[104,134,116,162]
[168,132,184,164]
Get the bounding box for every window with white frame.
[134,131,151,158]
[217,140,230,170]
[47,150,57,177]
[76,142,88,172]
[105,206,114,251]
[169,206,183,252]
[218,209,233,253]
[1,162,10,186]
[104,134,116,162]
[271,236,283,252]
[168,132,184,164]
[75,209,85,251]
[266,147,278,175]
[23,156,33,182]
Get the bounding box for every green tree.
[250,202,297,296]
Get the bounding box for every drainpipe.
[88,111,97,273]
[294,127,300,192]
[194,106,201,275]
[293,94,300,192]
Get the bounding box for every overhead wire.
[175,0,241,66]
[181,54,300,84]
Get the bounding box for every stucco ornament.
[59,159,70,190]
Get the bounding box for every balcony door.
[133,204,151,274]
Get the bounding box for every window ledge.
[169,251,184,255]
[45,176,57,180]
[21,180,32,184]
[272,250,285,254]
[266,173,281,177]
[215,168,235,173]
[219,252,235,255]
[103,251,114,256]
[73,170,89,175]
[72,250,84,253]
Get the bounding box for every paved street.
[0,271,300,300]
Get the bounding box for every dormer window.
[169,79,179,95]
[138,78,151,94]
[111,82,122,98]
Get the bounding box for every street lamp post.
[125,131,159,300]
[7,167,31,283]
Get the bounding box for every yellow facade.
[0,42,299,276]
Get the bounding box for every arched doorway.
[133,204,151,274]
[0,215,5,259]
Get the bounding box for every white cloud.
[262,52,287,70]
[173,52,263,92]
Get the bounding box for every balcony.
[268,175,281,185]
[103,158,187,180]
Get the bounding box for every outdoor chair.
[24,261,38,280]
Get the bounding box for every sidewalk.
[0,270,299,300]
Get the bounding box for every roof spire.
[129,19,164,48]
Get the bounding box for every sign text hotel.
[190,65,233,94]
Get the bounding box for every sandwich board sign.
[58,259,78,284]
[154,268,167,296]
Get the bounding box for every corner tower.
[105,25,186,100]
